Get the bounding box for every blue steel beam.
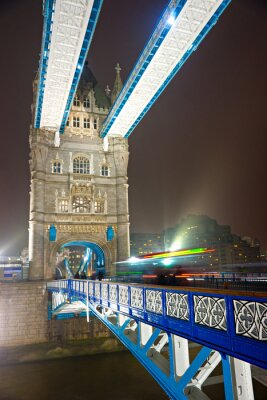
[34,0,103,133]
[101,0,231,138]
[48,281,244,399]
[47,279,267,370]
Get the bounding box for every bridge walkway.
[47,279,266,400]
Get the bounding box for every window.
[84,118,90,129]
[94,200,104,213]
[73,117,80,128]
[73,156,90,174]
[73,95,80,107]
[83,97,90,108]
[72,196,90,213]
[58,199,68,212]
[52,162,61,174]
[101,165,109,176]
[93,118,98,130]
[66,118,69,126]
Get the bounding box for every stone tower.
[29,63,130,280]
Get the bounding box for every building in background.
[0,248,29,281]
[130,233,163,256]
[163,214,261,267]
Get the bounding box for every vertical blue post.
[221,353,234,400]
[47,293,52,321]
[68,279,72,301]
[168,333,175,380]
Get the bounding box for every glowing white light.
[163,258,172,266]
[167,15,175,25]
[128,257,141,263]
[169,238,182,252]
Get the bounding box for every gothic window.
[73,95,80,107]
[73,156,90,174]
[83,97,90,108]
[101,165,109,177]
[52,162,61,174]
[94,200,104,213]
[93,118,98,130]
[73,116,80,128]
[72,196,90,213]
[58,199,68,212]
[84,118,90,129]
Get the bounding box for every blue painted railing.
[47,279,267,370]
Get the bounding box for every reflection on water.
[0,352,168,400]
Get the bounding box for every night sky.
[0,0,266,255]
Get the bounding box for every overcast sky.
[0,0,266,255]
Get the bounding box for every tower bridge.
[30,0,232,281]
[24,0,267,399]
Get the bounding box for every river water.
[0,352,265,400]
[0,352,168,400]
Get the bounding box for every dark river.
[0,352,265,400]
[0,352,168,400]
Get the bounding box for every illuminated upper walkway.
[34,0,102,133]
[48,279,266,400]
[100,0,231,138]
[35,0,231,137]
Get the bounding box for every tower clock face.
[72,196,90,213]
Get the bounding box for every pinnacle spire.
[111,63,123,104]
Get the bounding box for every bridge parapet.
[47,279,267,370]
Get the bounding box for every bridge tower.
[29,63,130,280]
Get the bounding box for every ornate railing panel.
[233,299,267,341]
[194,295,227,331]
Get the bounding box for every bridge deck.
[48,279,267,370]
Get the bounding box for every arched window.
[73,95,80,107]
[66,118,69,126]
[72,196,90,213]
[84,118,90,129]
[93,118,98,130]
[94,200,104,213]
[101,165,109,177]
[52,162,61,174]
[83,97,90,108]
[73,156,90,174]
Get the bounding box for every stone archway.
[60,241,106,278]
[46,235,114,280]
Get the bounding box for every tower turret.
[111,63,123,105]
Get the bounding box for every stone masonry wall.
[0,282,111,347]
[0,282,48,346]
